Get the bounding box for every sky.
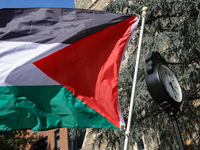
[0,0,75,9]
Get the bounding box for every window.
[68,129,85,150]
[137,139,144,150]
[77,131,85,149]
[55,129,60,150]
[33,137,47,150]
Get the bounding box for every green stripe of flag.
[0,85,118,131]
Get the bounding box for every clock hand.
[170,80,179,94]
[169,82,177,99]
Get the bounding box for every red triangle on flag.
[33,16,136,128]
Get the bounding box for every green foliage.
[0,130,34,150]
[102,0,200,149]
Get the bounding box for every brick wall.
[26,128,69,150]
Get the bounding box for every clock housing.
[146,63,182,106]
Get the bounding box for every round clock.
[158,64,182,103]
[145,62,182,106]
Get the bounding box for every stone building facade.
[74,0,114,10]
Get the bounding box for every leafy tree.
[72,0,200,149]
[101,0,200,149]
[0,130,34,150]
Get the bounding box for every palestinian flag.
[0,8,139,131]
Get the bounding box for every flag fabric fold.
[0,7,139,131]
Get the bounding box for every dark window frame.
[33,137,47,150]
[68,129,85,150]
[137,139,145,150]
[55,129,60,150]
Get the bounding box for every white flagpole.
[124,7,148,150]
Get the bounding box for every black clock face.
[158,65,182,102]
